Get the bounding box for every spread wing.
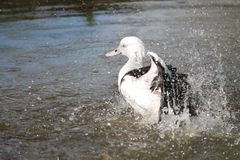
[147,52,198,121]
[161,65,198,117]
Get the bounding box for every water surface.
[0,0,240,159]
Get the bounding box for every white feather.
[106,37,168,123]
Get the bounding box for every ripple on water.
[0,0,240,159]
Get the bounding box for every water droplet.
[54,126,61,131]
[69,115,75,121]
[61,118,66,123]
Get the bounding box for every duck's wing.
[146,52,169,92]
[166,65,198,116]
[147,52,198,120]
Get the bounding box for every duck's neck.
[118,57,143,89]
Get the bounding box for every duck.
[105,36,197,123]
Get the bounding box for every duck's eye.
[122,44,127,48]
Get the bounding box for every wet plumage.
[106,36,197,123]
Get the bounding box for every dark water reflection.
[0,0,240,159]
[0,0,136,23]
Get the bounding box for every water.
[0,0,240,159]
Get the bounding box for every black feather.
[160,64,198,120]
[120,66,150,85]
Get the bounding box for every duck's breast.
[120,76,162,117]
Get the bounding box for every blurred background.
[0,0,240,159]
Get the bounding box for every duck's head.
[106,36,145,62]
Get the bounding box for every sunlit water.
[0,0,240,159]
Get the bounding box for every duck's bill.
[105,50,121,57]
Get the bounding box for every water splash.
[102,49,236,140]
